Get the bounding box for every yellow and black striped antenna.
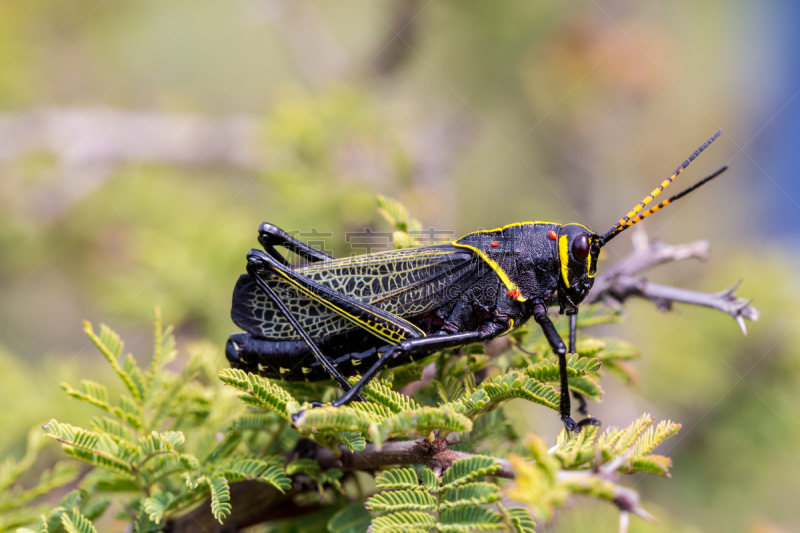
[599,130,724,245]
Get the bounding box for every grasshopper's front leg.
[533,304,600,433]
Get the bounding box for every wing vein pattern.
[231,244,481,340]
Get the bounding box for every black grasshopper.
[226,131,727,431]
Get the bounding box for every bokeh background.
[1,1,799,531]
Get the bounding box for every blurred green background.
[1,1,799,531]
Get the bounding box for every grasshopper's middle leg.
[331,322,510,408]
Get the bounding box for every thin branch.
[168,438,512,532]
[585,228,759,335]
[311,438,516,479]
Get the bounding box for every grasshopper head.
[556,223,601,314]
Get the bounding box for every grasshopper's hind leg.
[245,259,363,400]
[258,222,335,264]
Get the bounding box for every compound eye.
[572,234,590,262]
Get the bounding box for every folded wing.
[231,244,481,340]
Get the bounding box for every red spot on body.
[548,230,557,240]
[491,241,498,247]
[507,289,520,299]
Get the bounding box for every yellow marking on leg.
[351,358,362,366]
[279,367,290,374]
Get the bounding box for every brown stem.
[585,229,759,334]
[313,439,515,479]
[167,439,514,532]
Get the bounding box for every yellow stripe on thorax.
[451,243,526,302]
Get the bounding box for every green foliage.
[60,510,98,533]
[366,489,438,512]
[0,429,82,532]
[376,195,424,248]
[327,503,372,533]
[367,459,532,533]
[506,414,682,524]
[3,309,292,532]
[3,204,684,533]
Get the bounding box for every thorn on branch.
[587,233,758,336]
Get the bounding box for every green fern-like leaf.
[337,431,367,451]
[143,490,175,524]
[222,458,290,493]
[141,453,199,485]
[60,509,97,533]
[375,468,419,490]
[328,502,372,533]
[148,307,177,389]
[122,353,146,401]
[597,413,653,455]
[374,407,472,445]
[0,461,80,512]
[453,372,560,418]
[219,369,299,419]
[624,455,673,476]
[376,195,423,235]
[231,412,280,432]
[207,476,231,524]
[61,380,111,411]
[112,395,143,429]
[438,506,503,531]
[553,425,599,468]
[137,431,185,461]
[42,420,134,476]
[286,458,321,477]
[575,338,606,357]
[89,417,134,442]
[365,489,437,512]
[565,376,603,402]
[348,377,421,413]
[370,511,436,533]
[294,406,375,435]
[439,482,501,509]
[83,321,142,402]
[260,465,292,492]
[222,458,271,480]
[631,419,681,458]
[524,355,600,381]
[349,401,396,422]
[420,468,440,493]
[498,504,536,533]
[0,428,46,493]
[441,456,501,489]
[64,448,134,478]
